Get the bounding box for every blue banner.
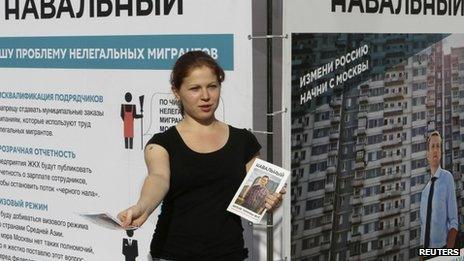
[0,34,234,70]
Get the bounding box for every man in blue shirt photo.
[420,131,458,251]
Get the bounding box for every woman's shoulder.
[228,124,257,142]
[146,126,177,147]
[228,124,252,134]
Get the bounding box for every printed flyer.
[228,159,289,224]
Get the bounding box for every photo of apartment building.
[291,34,464,261]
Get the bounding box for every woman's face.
[173,66,221,122]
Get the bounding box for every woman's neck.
[179,115,219,131]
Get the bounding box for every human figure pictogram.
[122,229,138,261]
[121,92,143,149]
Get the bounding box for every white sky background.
[442,34,464,54]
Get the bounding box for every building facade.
[290,34,463,261]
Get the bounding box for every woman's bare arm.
[118,144,170,227]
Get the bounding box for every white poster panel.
[284,1,464,261]
[0,1,252,260]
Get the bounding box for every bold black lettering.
[97,0,113,17]
[164,0,182,15]
[57,0,75,18]
[348,0,365,12]
[379,0,395,13]
[116,0,133,16]
[423,0,435,15]
[155,0,160,15]
[394,0,402,14]
[89,0,95,17]
[176,0,182,14]
[332,0,346,12]
[136,0,153,15]
[22,0,40,19]
[410,0,422,14]
[75,0,85,17]
[453,0,463,15]
[41,0,56,19]
[5,0,20,20]
[436,0,448,15]
[366,0,380,12]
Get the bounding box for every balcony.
[352,178,363,187]
[322,222,333,231]
[328,150,338,157]
[378,226,401,236]
[383,122,403,132]
[380,155,402,166]
[312,242,331,252]
[291,140,303,150]
[453,140,460,148]
[331,115,341,123]
[351,214,361,224]
[292,122,304,133]
[325,182,335,192]
[380,208,401,218]
[380,171,403,183]
[384,79,404,86]
[354,128,366,137]
[379,244,401,255]
[384,92,404,101]
[323,204,334,212]
[291,157,301,168]
[330,98,342,107]
[329,131,340,140]
[384,106,403,117]
[358,111,367,118]
[355,161,366,169]
[355,142,365,151]
[359,95,368,104]
[350,232,361,242]
[327,166,336,174]
[350,196,362,205]
[381,138,402,148]
[380,190,402,200]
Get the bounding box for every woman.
[118,51,284,261]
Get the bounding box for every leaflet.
[227,158,289,223]
[79,212,137,230]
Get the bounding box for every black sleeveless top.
[146,125,261,261]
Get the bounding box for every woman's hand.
[264,186,286,212]
[117,204,149,229]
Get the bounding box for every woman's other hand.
[264,186,286,212]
